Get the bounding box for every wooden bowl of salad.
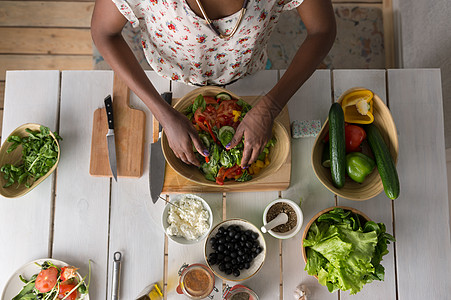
[311,87,399,201]
[0,123,61,198]
[161,86,290,187]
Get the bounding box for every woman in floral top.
[91,0,336,167]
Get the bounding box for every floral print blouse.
[112,0,303,85]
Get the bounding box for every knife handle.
[112,251,121,300]
[159,92,172,132]
[105,95,114,130]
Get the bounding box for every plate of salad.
[161,86,290,187]
[2,258,90,300]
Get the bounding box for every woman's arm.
[91,0,207,166]
[229,0,336,167]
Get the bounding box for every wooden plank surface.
[0,55,92,80]
[0,70,60,293]
[0,1,94,27]
[387,69,451,299]
[224,71,281,299]
[333,70,397,300]
[54,71,113,299]
[108,71,168,300]
[0,28,92,55]
[0,81,4,109]
[281,70,338,300]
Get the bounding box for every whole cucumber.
[329,103,346,188]
[365,124,400,199]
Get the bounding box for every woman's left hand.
[227,95,280,167]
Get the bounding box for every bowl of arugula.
[0,123,62,198]
[301,206,395,295]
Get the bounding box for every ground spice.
[266,202,297,233]
[230,292,250,300]
[183,268,213,297]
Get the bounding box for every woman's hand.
[161,108,208,167]
[227,95,281,167]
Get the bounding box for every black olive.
[245,230,252,236]
[238,263,244,270]
[210,237,217,244]
[251,247,257,253]
[217,253,224,261]
[225,262,232,269]
[219,263,225,271]
[230,252,238,258]
[209,253,217,259]
[234,233,241,240]
[211,244,217,251]
[225,268,232,275]
[231,258,238,265]
[245,241,253,248]
[237,256,242,263]
[224,256,232,262]
[235,225,242,232]
[233,269,241,277]
[238,250,244,256]
[244,262,250,269]
[240,235,247,242]
[225,236,231,242]
[228,230,235,238]
[218,227,225,233]
[209,258,217,265]
[217,244,225,252]
[223,249,230,255]
[219,237,226,244]
[251,232,259,240]
[256,246,262,254]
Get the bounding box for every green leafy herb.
[1,125,62,188]
[303,208,395,295]
[236,99,252,120]
[218,126,235,147]
[235,170,252,182]
[192,94,206,114]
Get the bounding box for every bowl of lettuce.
[301,206,395,295]
[161,86,290,187]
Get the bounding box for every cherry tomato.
[35,267,58,293]
[61,266,78,281]
[345,124,366,152]
[58,283,78,300]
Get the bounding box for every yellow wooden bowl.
[301,206,372,271]
[0,123,60,198]
[312,87,399,201]
[161,86,290,188]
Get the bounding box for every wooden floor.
[0,0,394,138]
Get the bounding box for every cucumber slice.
[215,92,233,101]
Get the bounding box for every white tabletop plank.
[166,82,223,299]
[387,69,451,299]
[54,71,113,299]
[281,70,337,300]
[108,71,169,299]
[225,70,281,300]
[332,70,397,300]
[0,71,60,293]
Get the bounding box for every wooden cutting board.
[89,73,146,178]
[156,96,291,193]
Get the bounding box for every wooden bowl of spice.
[262,199,303,239]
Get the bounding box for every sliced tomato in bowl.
[35,267,58,293]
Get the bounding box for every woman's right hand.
[160,108,208,167]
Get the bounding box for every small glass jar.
[224,285,259,300]
[176,264,215,299]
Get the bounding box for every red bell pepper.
[215,165,241,185]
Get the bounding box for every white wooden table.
[1,69,450,300]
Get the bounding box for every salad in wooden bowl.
[161,86,290,187]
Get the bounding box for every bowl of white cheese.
[162,194,213,245]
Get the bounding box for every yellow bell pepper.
[232,110,241,122]
[341,89,374,124]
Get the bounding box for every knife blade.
[105,95,118,181]
[149,92,172,203]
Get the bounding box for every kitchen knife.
[149,92,172,203]
[105,95,118,181]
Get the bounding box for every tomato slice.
[216,99,240,128]
[61,266,78,281]
[203,96,217,105]
[35,267,58,293]
[194,106,216,129]
[58,282,78,300]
